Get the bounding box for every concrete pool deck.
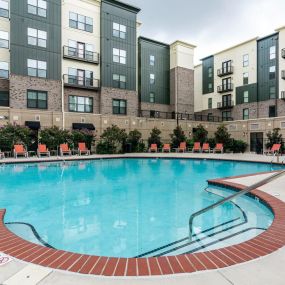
[0,153,285,284]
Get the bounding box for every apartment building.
[194,27,285,122]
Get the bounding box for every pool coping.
[1,169,285,277]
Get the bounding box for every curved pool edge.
[1,173,285,277]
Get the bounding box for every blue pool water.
[0,159,282,257]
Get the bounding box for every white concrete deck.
[1,154,285,284]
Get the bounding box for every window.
[113,99,127,115]
[0,91,9,107]
[243,91,249,103]
[269,86,276,99]
[69,96,93,113]
[270,46,276,60]
[243,72,249,85]
[243,108,249,120]
[243,54,249,67]
[113,48,126,64]
[222,94,232,107]
[150,92,155,103]
[269,66,276,80]
[269,106,276,118]
[67,40,94,61]
[0,61,8,78]
[27,59,47,78]
[0,0,9,18]
[0,31,8,48]
[113,22,126,39]
[150,73,155,84]
[208,67,213,78]
[69,12,93,33]
[27,90,47,109]
[68,68,93,87]
[207,113,213,122]
[28,0,47,17]
[112,74,126,89]
[208,98,212,109]
[28,28,47,48]
[222,111,232,121]
[208,83,213,92]
[150,55,155,66]
[222,77,232,90]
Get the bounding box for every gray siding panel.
[236,83,258,105]
[202,56,214,95]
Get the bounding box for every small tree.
[193,124,208,143]
[170,126,187,148]
[72,129,95,149]
[266,128,283,149]
[127,129,145,153]
[215,124,232,150]
[148,127,162,148]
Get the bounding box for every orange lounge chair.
[162,144,171,153]
[192,142,201,153]
[149,144,158,153]
[14,145,28,158]
[60,144,71,156]
[78,142,90,156]
[264,144,281,156]
[213,143,224,153]
[37,144,50,157]
[202,143,210,153]
[178,142,187,153]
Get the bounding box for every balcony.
[217,100,234,109]
[63,46,99,64]
[217,83,234,93]
[217,66,234,77]
[282,48,285,59]
[281,91,285,100]
[63,75,100,90]
[282,70,285,79]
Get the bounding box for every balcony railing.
[63,74,100,90]
[63,46,99,64]
[217,83,234,93]
[282,70,285,80]
[217,66,234,77]
[281,91,285,100]
[282,48,285,59]
[217,100,234,109]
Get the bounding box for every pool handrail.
[189,170,285,241]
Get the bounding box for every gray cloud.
[126,0,285,64]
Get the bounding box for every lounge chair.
[78,142,90,156]
[14,145,28,158]
[60,144,71,156]
[213,143,224,154]
[177,142,187,153]
[192,142,201,153]
[162,144,171,153]
[0,150,4,159]
[202,143,210,153]
[37,144,50,157]
[264,144,281,156]
[149,144,158,153]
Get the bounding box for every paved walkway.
[0,154,285,284]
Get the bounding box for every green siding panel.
[138,38,170,105]
[236,83,258,104]
[101,0,138,90]
[202,56,214,95]
[10,0,61,80]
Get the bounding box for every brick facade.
[140,102,171,113]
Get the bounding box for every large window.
[28,0,47,18]
[269,86,276,99]
[0,0,9,18]
[243,91,249,103]
[208,98,212,109]
[243,72,249,85]
[150,73,155,84]
[0,91,9,107]
[27,90,47,109]
[27,59,47,78]
[68,68,93,87]
[150,92,155,103]
[113,48,126,64]
[28,28,47,48]
[269,66,276,80]
[68,40,94,60]
[0,61,8,78]
[269,106,276,118]
[150,55,155,66]
[243,54,249,67]
[270,46,276,60]
[69,12,93,33]
[222,111,232,121]
[113,99,127,115]
[243,108,249,120]
[113,74,126,89]
[69,96,93,113]
[113,23,126,39]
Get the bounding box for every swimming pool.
[0,159,282,258]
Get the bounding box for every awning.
[25,121,41,130]
[72,123,95,131]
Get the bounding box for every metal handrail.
[189,170,285,241]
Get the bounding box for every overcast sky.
[126,0,285,65]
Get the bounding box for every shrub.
[170,126,187,148]
[207,137,216,149]
[39,126,71,150]
[126,129,146,153]
[148,127,162,148]
[72,129,95,149]
[96,125,127,154]
[193,124,208,143]
[214,124,231,150]
[186,138,194,150]
[266,128,283,149]
[0,123,32,151]
[229,139,248,153]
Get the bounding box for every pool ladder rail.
[189,170,285,241]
